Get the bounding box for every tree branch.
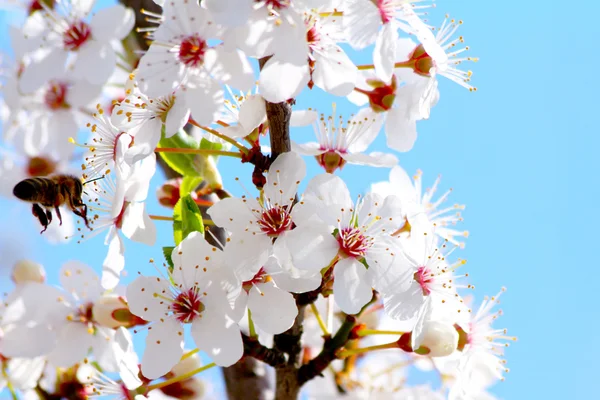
[242,334,286,367]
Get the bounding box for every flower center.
[44,81,69,110]
[414,266,433,296]
[403,44,434,77]
[63,20,92,51]
[178,35,208,68]
[242,267,269,292]
[257,206,293,236]
[316,151,346,173]
[356,77,397,113]
[337,227,371,258]
[376,0,394,24]
[306,23,321,47]
[28,0,53,14]
[263,0,291,10]
[66,302,94,324]
[172,288,205,323]
[27,156,57,177]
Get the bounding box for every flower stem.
[154,147,242,158]
[188,119,248,154]
[337,341,398,359]
[356,61,414,71]
[356,329,406,337]
[181,348,199,361]
[318,11,343,17]
[149,215,215,226]
[146,363,217,391]
[310,302,329,336]
[248,308,257,338]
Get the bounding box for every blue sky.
[0,1,598,399]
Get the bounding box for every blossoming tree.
[0,0,515,399]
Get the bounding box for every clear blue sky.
[0,1,597,399]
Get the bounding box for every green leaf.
[157,129,201,177]
[200,137,225,152]
[162,246,175,270]
[173,194,204,245]
[181,175,202,196]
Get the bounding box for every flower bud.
[358,77,397,113]
[170,351,203,378]
[157,177,186,208]
[92,295,147,329]
[12,260,46,284]
[414,321,459,357]
[160,377,206,400]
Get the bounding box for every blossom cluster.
[0,0,512,399]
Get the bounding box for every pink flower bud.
[11,260,46,284]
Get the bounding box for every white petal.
[343,0,381,49]
[67,80,104,107]
[313,47,357,97]
[238,94,266,133]
[342,152,398,167]
[382,283,424,320]
[366,249,413,296]
[126,276,172,321]
[385,108,418,152]
[345,108,384,153]
[71,42,116,86]
[165,96,191,137]
[142,318,184,379]
[224,233,272,281]
[121,202,157,245]
[7,357,46,390]
[171,231,225,290]
[294,174,352,227]
[373,23,398,83]
[48,323,94,368]
[291,141,324,156]
[333,258,373,315]
[264,255,321,294]
[60,260,102,301]
[19,49,68,93]
[290,110,318,126]
[389,165,418,203]
[185,81,224,126]
[259,56,310,103]
[125,118,163,164]
[102,231,125,289]
[90,4,135,42]
[137,44,183,98]
[207,197,258,233]
[277,226,338,272]
[47,111,78,160]
[203,0,253,27]
[124,153,156,201]
[191,295,243,367]
[264,152,305,206]
[207,46,254,92]
[248,282,297,334]
[0,325,56,358]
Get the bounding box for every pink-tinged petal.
[102,230,124,290]
[185,81,224,126]
[259,56,310,103]
[238,94,266,133]
[277,226,338,272]
[312,47,357,97]
[191,295,243,367]
[207,46,254,92]
[343,0,381,49]
[67,80,104,107]
[137,44,184,98]
[291,141,324,156]
[389,165,418,203]
[171,231,224,290]
[207,197,257,233]
[346,108,384,153]
[90,4,135,42]
[0,325,56,358]
[249,282,297,334]
[264,254,321,294]
[290,110,318,126]
[264,152,305,206]
[224,233,272,281]
[126,276,172,321]
[19,49,68,93]
[382,282,424,321]
[342,152,398,167]
[385,108,417,152]
[60,260,102,301]
[121,202,157,246]
[142,318,184,379]
[125,118,163,164]
[366,248,413,296]
[165,96,191,137]
[374,23,398,83]
[333,258,373,315]
[395,38,418,63]
[48,323,95,367]
[71,42,116,86]
[203,0,253,27]
[7,357,45,390]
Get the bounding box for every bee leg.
[54,206,63,226]
[72,206,92,231]
[32,204,49,234]
[46,209,52,225]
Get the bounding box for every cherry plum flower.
[19,2,135,92]
[136,1,254,125]
[126,232,243,379]
[292,106,397,173]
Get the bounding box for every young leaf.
[173,194,204,245]
[162,246,175,270]
[157,129,202,177]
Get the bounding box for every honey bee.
[12,174,102,234]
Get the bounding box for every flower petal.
[277,226,338,272]
[141,318,184,379]
[312,46,357,97]
[102,230,125,290]
[0,325,56,358]
[291,141,324,156]
[373,23,398,83]
[342,151,398,167]
[60,260,102,302]
[248,282,297,334]
[385,108,417,152]
[126,276,172,321]
[238,94,266,133]
[333,258,373,315]
[71,42,116,86]
[19,49,68,94]
[224,233,272,281]
[47,323,94,368]
[264,152,305,207]
[90,4,135,42]
[207,46,254,92]
[185,80,224,126]
[121,202,157,246]
[259,55,310,103]
[171,231,224,290]
[290,109,318,126]
[165,96,191,137]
